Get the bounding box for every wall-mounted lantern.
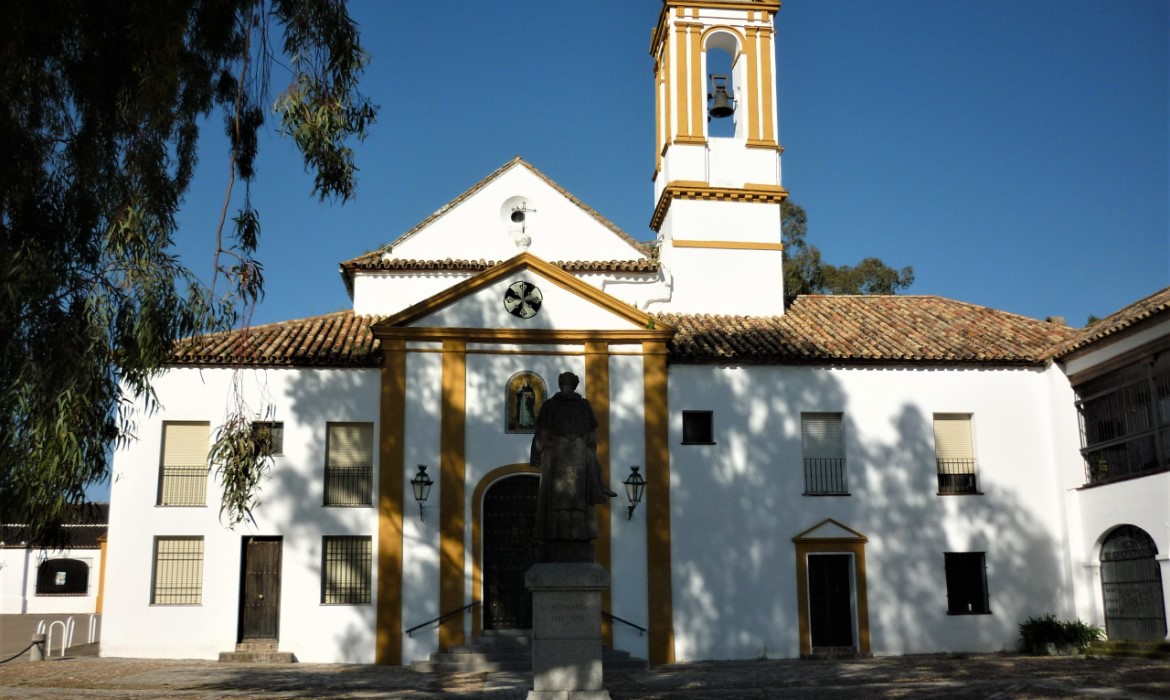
[410,465,433,521]
[623,466,646,520]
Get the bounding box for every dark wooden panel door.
[1101,525,1168,641]
[483,475,539,630]
[240,537,282,641]
[809,554,853,648]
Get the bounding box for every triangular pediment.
[370,253,672,337]
[792,518,868,543]
[347,158,648,269]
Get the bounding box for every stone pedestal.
[525,562,612,700]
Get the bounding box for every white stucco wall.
[0,548,101,615]
[103,367,381,663]
[665,363,1075,660]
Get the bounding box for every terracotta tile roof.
[339,257,659,275]
[659,295,1079,365]
[169,296,1079,368]
[1,503,109,549]
[172,311,382,367]
[1051,285,1170,359]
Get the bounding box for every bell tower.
[648,0,788,315]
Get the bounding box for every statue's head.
[558,372,579,391]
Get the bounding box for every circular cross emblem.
[503,281,543,319]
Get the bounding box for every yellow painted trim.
[370,252,669,335]
[673,240,783,251]
[96,535,108,614]
[745,140,784,152]
[792,520,871,658]
[689,24,703,141]
[650,182,789,232]
[745,26,760,143]
[664,0,780,11]
[674,23,690,139]
[470,463,539,639]
[585,342,614,647]
[672,136,707,146]
[760,26,776,144]
[375,338,407,664]
[438,340,467,651]
[643,340,675,664]
[378,328,675,345]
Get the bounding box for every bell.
[708,75,734,119]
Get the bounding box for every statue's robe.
[530,390,608,543]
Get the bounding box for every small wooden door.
[808,554,853,648]
[483,475,539,630]
[239,537,282,641]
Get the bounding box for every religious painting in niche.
[506,371,546,434]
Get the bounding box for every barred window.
[151,537,204,605]
[1076,353,1170,485]
[322,536,372,605]
[934,414,978,495]
[324,423,374,506]
[681,411,714,444]
[944,552,990,614]
[801,413,847,495]
[253,421,284,456]
[158,422,209,506]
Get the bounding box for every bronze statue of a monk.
[529,372,615,562]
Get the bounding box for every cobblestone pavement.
[0,653,1167,699]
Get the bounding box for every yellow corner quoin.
[375,338,407,665]
[650,182,789,232]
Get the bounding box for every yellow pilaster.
[438,340,467,651]
[585,342,613,647]
[643,341,675,665]
[375,338,407,664]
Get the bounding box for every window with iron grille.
[324,423,374,506]
[158,422,209,506]
[322,536,372,605]
[1076,352,1170,485]
[151,537,204,605]
[35,559,89,596]
[681,411,714,444]
[933,414,979,494]
[252,421,284,456]
[944,552,990,614]
[801,413,847,494]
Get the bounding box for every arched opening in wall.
[482,473,539,630]
[704,31,741,139]
[1100,525,1167,641]
[36,558,89,596]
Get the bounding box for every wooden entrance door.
[239,537,282,641]
[808,554,853,648]
[483,475,539,630]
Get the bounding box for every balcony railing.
[158,465,207,506]
[804,457,847,495]
[324,465,373,506]
[937,458,978,494]
[1083,434,1164,485]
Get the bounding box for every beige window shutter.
[327,423,374,467]
[801,413,844,459]
[933,414,974,460]
[162,423,210,467]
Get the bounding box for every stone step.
[411,633,647,673]
[218,650,297,663]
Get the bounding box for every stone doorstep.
[804,646,863,660]
[1089,640,1170,658]
[411,633,647,673]
[218,639,296,663]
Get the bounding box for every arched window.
[36,558,89,596]
[1100,525,1167,641]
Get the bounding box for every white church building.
[102,0,1169,665]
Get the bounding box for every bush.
[1018,614,1104,654]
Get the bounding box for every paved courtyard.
[0,653,1167,699]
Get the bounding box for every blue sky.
[176,0,1168,329]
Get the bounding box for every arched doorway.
[482,474,539,630]
[1100,525,1167,641]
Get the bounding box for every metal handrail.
[602,611,646,636]
[405,600,481,637]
